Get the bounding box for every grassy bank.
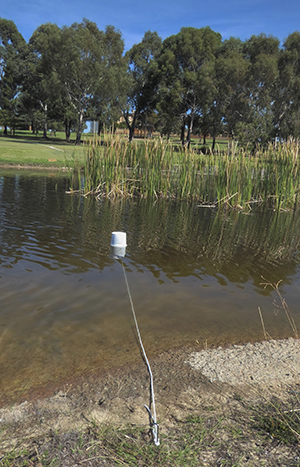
[1,350,300,467]
[2,406,300,467]
[1,131,300,211]
[0,130,223,168]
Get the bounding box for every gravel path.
[188,338,300,385]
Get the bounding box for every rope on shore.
[120,260,160,447]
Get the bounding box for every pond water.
[1,169,300,403]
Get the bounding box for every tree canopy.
[0,17,300,148]
[0,18,26,134]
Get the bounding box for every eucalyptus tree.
[155,81,183,138]
[121,30,162,142]
[237,34,280,148]
[212,37,248,143]
[91,25,127,134]
[57,20,125,145]
[275,32,300,140]
[26,23,65,138]
[0,18,26,135]
[192,37,247,150]
[156,27,221,147]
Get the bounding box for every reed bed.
[69,135,300,210]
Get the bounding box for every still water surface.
[1,169,300,402]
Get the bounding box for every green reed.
[77,136,300,210]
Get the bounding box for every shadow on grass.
[0,134,77,146]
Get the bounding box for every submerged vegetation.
[68,135,300,211]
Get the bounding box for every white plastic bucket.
[111,231,127,247]
[111,231,127,258]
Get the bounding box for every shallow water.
[0,169,300,402]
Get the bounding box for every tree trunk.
[97,120,103,137]
[75,111,83,145]
[125,111,137,143]
[3,125,7,135]
[186,113,194,150]
[186,128,191,149]
[41,103,48,139]
[128,126,134,142]
[211,131,216,152]
[65,119,71,142]
[43,120,47,139]
[180,118,185,147]
[75,131,81,145]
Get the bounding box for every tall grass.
[73,136,300,210]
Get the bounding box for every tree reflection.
[0,171,299,290]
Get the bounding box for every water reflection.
[0,169,300,403]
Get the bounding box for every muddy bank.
[1,338,300,466]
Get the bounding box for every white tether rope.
[121,261,160,446]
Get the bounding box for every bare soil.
[1,339,300,466]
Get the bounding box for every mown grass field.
[0,130,86,167]
[0,130,228,168]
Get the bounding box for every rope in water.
[121,261,160,446]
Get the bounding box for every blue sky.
[1,0,300,49]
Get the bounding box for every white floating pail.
[111,231,127,258]
[111,231,127,247]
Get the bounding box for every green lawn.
[0,130,230,168]
[0,130,86,167]
[165,134,229,149]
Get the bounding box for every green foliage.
[0,18,27,135]
[23,23,66,138]
[57,20,125,145]
[2,20,300,148]
[275,32,300,141]
[77,136,300,212]
[156,27,221,147]
[122,30,162,141]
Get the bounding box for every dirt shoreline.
[1,338,300,466]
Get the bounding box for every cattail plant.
[66,135,300,211]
